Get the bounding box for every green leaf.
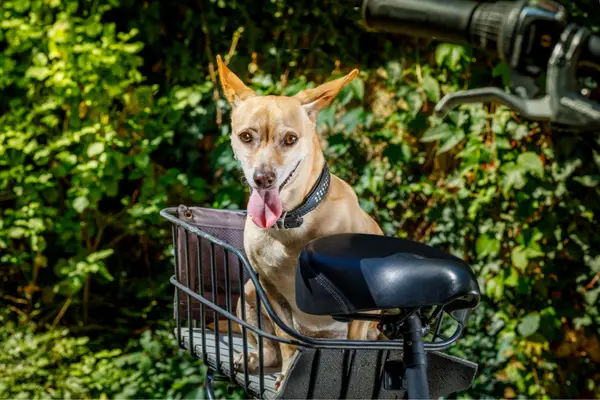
[122,42,144,54]
[436,131,465,155]
[87,142,105,158]
[517,152,544,177]
[495,137,512,149]
[574,315,593,329]
[586,256,600,273]
[385,61,402,83]
[97,264,115,281]
[505,121,529,140]
[517,313,541,337]
[501,162,526,191]
[85,22,103,37]
[584,286,600,305]
[422,75,440,102]
[73,196,90,213]
[436,44,466,69]
[339,107,364,132]
[486,276,504,301]
[318,105,336,130]
[87,249,115,263]
[435,44,452,66]
[420,123,454,143]
[504,267,519,287]
[449,46,466,69]
[406,90,424,118]
[26,66,50,80]
[13,0,31,13]
[511,245,528,271]
[574,175,600,187]
[188,92,202,107]
[476,234,500,258]
[8,227,27,239]
[351,78,365,101]
[134,154,150,169]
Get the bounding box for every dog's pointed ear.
[216,55,256,107]
[293,69,359,121]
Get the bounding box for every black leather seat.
[295,234,481,316]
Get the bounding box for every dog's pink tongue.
[248,189,283,229]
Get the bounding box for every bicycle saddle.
[295,233,480,316]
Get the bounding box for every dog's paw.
[274,373,286,392]
[233,351,260,372]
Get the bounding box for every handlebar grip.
[361,0,478,45]
[468,1,517,58]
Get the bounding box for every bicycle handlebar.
[362,0,600,67]
[360,0,600,132]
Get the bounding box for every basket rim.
[178,205,248,215]
[161,207,248,258]
[175,205,248,231]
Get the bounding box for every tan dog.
[216,55,384,390]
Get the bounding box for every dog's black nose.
[253,169,276,189]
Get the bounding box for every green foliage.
[0,314,206,399]
[2,0,600,399]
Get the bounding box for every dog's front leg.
[270,314,297,392]
[252,281,298,392]
[234,280,281,372]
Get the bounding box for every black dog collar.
[275,162,331,229]
[247,162,331,229]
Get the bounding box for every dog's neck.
[279,138,326,212]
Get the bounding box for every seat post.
[402,313,430,399]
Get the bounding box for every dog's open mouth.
[248,160,302,229]
[279,160,301,191]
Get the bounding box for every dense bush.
[2,0,600,398]
[0,311,212,399]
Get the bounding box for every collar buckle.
[275,216,304,230]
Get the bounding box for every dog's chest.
[245,224,311,299]
[247,231,301,277]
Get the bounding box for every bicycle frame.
[161,206,479,399]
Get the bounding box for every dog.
[216,55,384,391]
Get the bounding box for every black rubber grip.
[362,0,478,44]
[469,1,515,56]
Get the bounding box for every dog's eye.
[283,133,298,146]
[238,131,253,143]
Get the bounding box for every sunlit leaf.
[87,142,105,158]
[437,131,465,155]
[476,234,500,258]
[517,313,540,337]
[517,152,544,177]
[502,162,526,191]
[422,74,440,102]
[73,196,90,213]
[574,175,600,187]
[421,123,454,143]
[87,249,115,263]
[511,245,528,271]
[26,66,50,80]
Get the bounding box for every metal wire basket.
[161,206,479,399]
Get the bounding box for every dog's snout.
[253,168,276,189]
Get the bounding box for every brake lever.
[546,25,600,131]
[434,87,552,121]
[434,24,600,132]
